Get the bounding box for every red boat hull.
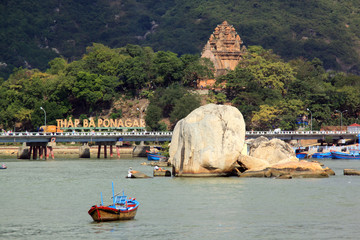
[88,204,138,222]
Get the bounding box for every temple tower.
[201,21,247,78]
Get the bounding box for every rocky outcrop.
[344,169,360,176]
[239,160,330,179]
[169,104,246,177]
[238,137,297,171]
[248,137,296,164]
[237,137,334,178]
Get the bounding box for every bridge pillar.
[110,145,113,158]
[25,143,49,160]
[97,145,101,158]
[79,143,90,158]
[39,146,44,160]
[116,141,122,159]
[133,145,150,157]
[17,143,30,159]
[96,142,117,158]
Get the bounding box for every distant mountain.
[1,0,360,79]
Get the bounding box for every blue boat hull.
[296,153,308,159]
[311,152,332,159]
[147,153,166,161]
[331,151,360,159]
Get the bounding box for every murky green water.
[1,156,360,239]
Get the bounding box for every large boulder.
[169,104,246,176]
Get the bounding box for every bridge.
[1,130,359,143]
[1,130,358,160]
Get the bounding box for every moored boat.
[330,150,360,160]
[146,151,167,161]
[296,152,308,159]
[311,152,332,159]
[295,148,308,159]
[88,182,139,222]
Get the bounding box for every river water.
[1,156,360,240]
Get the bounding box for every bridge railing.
[0,131,173,137]
[245,130,360,135]
[1,130,359,138]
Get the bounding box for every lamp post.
[40,107,46,129]
[306,108,312,131]
[136,107,142,119]
[335,110,347,132]
[136,107,143,132]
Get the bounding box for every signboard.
[56,118,146,129]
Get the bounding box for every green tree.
[251,105,280,130]
[153,51,184,86]
[170,93,201,124]
[242,46,296,95]
[145,104,163,130]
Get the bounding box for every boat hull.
[296,153,308,159]
[88,205,138,222]
[147,153,166,161]
[311,152,332,159]
[331,151,360,159]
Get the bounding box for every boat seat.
[114,195,127,205]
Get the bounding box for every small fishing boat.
[146,151,167,161]
[296,152,308,159]
[88,182,139,222]
[331,150,360,160]
[311,152,332,159]
[0,164,7,169]
[295,147,308,159]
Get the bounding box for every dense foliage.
[2,0,360,80]
[219,46,360,130]
[1,42,359,132]
[0,44,210,131]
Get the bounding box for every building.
[198,21,247,88]
[347,123,360,133]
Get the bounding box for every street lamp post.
[136,107,143,133]
[306,108,312,131]
[335,110,347,132]
[40,107,46,129]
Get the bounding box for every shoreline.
[0,145,134,157]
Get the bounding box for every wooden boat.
[146,151,167,161]
[311,152,332,159]
[88,182,139,222]
[331,150,360,160]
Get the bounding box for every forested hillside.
[1,44,359,132]
[2,0,360,79]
